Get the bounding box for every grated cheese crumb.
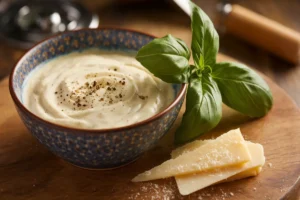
[268,163,273,168]
[127,181,179,200]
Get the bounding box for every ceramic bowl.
[9,28,187,169]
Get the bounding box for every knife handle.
[224,4,300,64]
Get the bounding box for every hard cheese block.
[172,139,263,183]
[174,141,265,195]
[132,129,250,182]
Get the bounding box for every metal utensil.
[173,0,300,64]
[0,0,99,49]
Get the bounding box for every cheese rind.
[225,166,262,182]
[174,142,265,195]
[132,129,250,182]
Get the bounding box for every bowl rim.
[9,27,187,134]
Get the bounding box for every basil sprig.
[136,1,273,144]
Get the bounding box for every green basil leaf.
[136,34,190,83]
[190,2,219,69]
[212,62,273,117]
[175,74,222,144]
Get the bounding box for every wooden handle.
[225,5,300,64]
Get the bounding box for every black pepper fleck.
[138,95,148,100]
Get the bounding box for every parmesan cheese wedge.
[174,141,265,195]
[132,129,251,182]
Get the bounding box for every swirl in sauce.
[22,50,175,129]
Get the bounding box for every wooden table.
[1,67,300,200]
[0,0,299,199]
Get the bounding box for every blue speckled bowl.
[9,28,187,169]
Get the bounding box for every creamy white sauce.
[22,50,174,129]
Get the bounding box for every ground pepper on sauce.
[54,73,128,110]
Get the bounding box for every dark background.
[1,0,300,108]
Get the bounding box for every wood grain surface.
[0,1,300,199]
[0,54,299,200]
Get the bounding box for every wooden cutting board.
[0,54,299,200]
